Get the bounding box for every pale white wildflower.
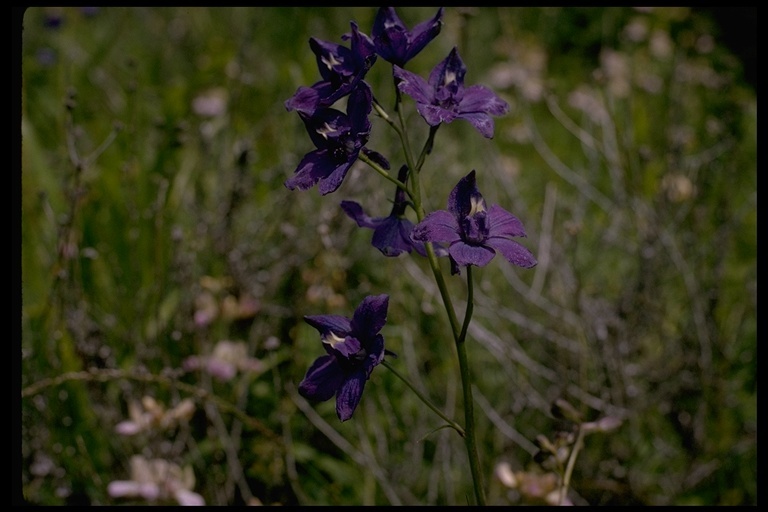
[108,455,204,506]
[115,396,195,436]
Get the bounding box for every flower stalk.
[284,7,536,505]
[391,89,486,502]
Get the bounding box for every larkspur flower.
[341,165,429,257]
[411,170,537,272]
[393,47,510,138]
[285,21,377,116]
[285,82,388,195]
[298,294,390,422]
[371,7,444,67]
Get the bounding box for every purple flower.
[372,7,444,67]
[341,201,420,257]
[393,47,510,138]
[341,166,429,257]
[285,21,377,116]
[285,82,387,195]
[411,170,537,272]
[298,294,390,422]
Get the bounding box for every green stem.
[415,125,440,173]
[372,97,415,175]
[395,98,419,179]
[455,266,485,505]
[392,85,487,506]
[459,266,474,343]
[372,98,396,129]
[381,359,465,437]
[410,169,486,506]
[357,151,411,197]
[560,424,586,505]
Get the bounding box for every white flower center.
[316,122,337,139]
[469,195,485,216]
[322,332,346,347]
[321,53,343,71]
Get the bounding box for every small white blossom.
[114,396,195,436]
[108,455,204,506]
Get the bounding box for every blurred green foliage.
[20,7,755,506]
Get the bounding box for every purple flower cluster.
[285,8,510,196]
[287,8,536,422]
[285,21,377,117]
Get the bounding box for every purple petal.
[409,237,447,258]
[323,83,358,109]
[373,7,405,33]
[371,216,414,256]
[351,294,389,337]
[372,7,408,64]
[487,204,527,238]
[448,242,496,268]
[361,147,390,170]
[447,170,479,218]
[394,66,433,105]
[285,85,319,114]
[459,84,510,116]
[330,335,362,359]
[428,47,466,92]
[416,103,458,126]
[411,240,429,257]
[284,149,335,191]
[403,8,444,63]
[304,314,352,337]
[302,108,349,150]
[366,333,386,367]
[299,355,345,402]
[287,81,340,116]
[336,369,367,421]
[348,21,377,68]
[372,7,443,66]
[485,237,538,268]
[347,81,373,134]
[309,37,353,83]
[411,209,461,244]
[341,200,383,229]
[317,160,355,195]
[456,112,496,138]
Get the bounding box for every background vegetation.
[19,7,756,506]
